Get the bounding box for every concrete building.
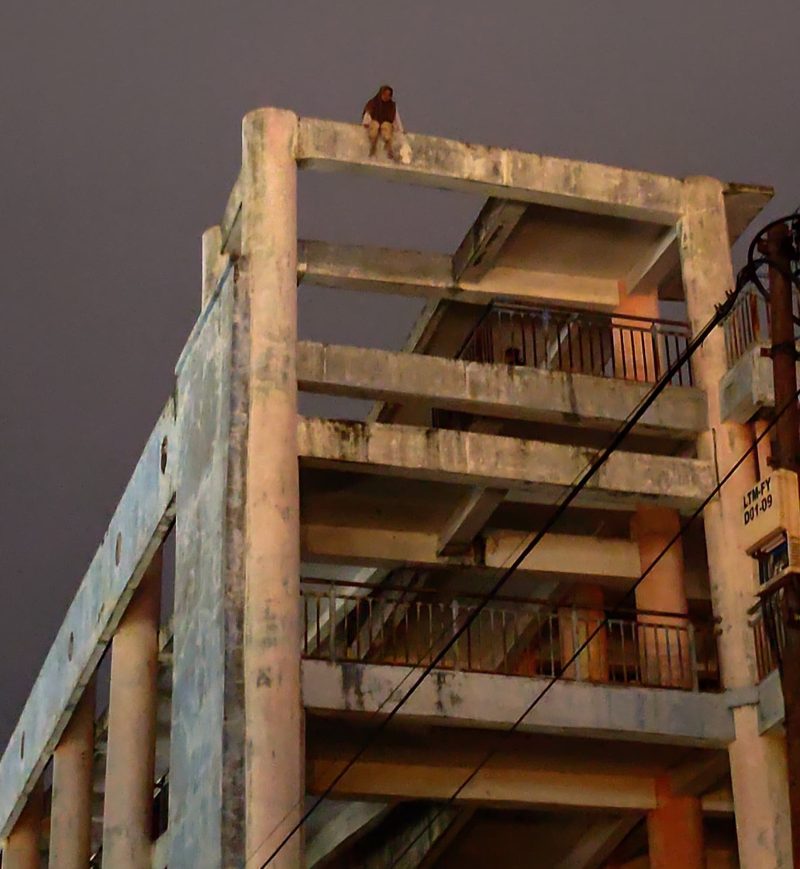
[0,108,792,867]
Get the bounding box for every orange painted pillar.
[614,290,660,382]
[558,584,608,682]
[647,779,704,868]
[631,507,692,688]
[49,680,95,868]
[102,549,161,866]
[4,782,43,869]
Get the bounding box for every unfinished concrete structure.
[0,108,793,867]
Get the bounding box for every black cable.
[388,384,800,868]
[258,285,742,867]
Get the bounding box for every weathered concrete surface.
[301,523,641,583]
[330,803,469,869]
[452,198,528,282]
[624,227,680,296]
[719,343,800,423]
[170,269,245,865]
[299,239,622,308]
[49,683,94,869]
[201,225,227,310]
[220,172,242,256]
[302,661,734,747]
[298,341,707,437]
[240,107,303,869]
[757,669,785,733]
[102,552,161,865]
[296,118,683,223]
[722,182,774,245]
[3,783,42,869]
[680,176,792,867]
[305,800,390,867]
[298,420,714,512]
[308,752,657,811]
[0,400,175,840]
[552,817,639,869]
[437,487,507,555]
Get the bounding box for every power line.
[388,385,800,867]
[257,288,742,867]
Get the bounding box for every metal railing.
[301,580,720,692]
[455,302,694,387]
[724,285,771,367]
[724,283,800,368]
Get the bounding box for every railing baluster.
[687,623,699,691]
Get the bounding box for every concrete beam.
[452,198,529,282]
[299,240,621,308]
[437,487,507,555]
[306,800,390,867]
[371,805,470,869]
[302,661,735,747]
[667,752,729,797]
[297,420,715,513]
[0,401,176,839]
[722,182,774,245]
[297,342,708,438]
[700,786,734,815]
[416,809,475,868]
[623,228,680,296]
[295,118,683,223]
[552,816,640,869]
[301,524,641,583]
[307,753,657,812]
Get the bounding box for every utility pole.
[761,219,800,866]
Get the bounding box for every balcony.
[724,282,800,368]
[455,302,694,386]
[301,580,720,693]
[724,285,771,368]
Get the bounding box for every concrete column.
[201,224,226,309]
[49,680,95,868]
[558,584,608,682]
[4,782,43,869]
[102,548,161,867]
[240,108,303,867]
[647,778,704,869]
[681,176,791,866]
[631,507,692,688]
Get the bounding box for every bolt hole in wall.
[160,436,168,474]
[114,532,122,567]
[297,173,484,421]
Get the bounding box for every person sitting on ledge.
[362,85,404,159]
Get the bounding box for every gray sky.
[2,0,800,744]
